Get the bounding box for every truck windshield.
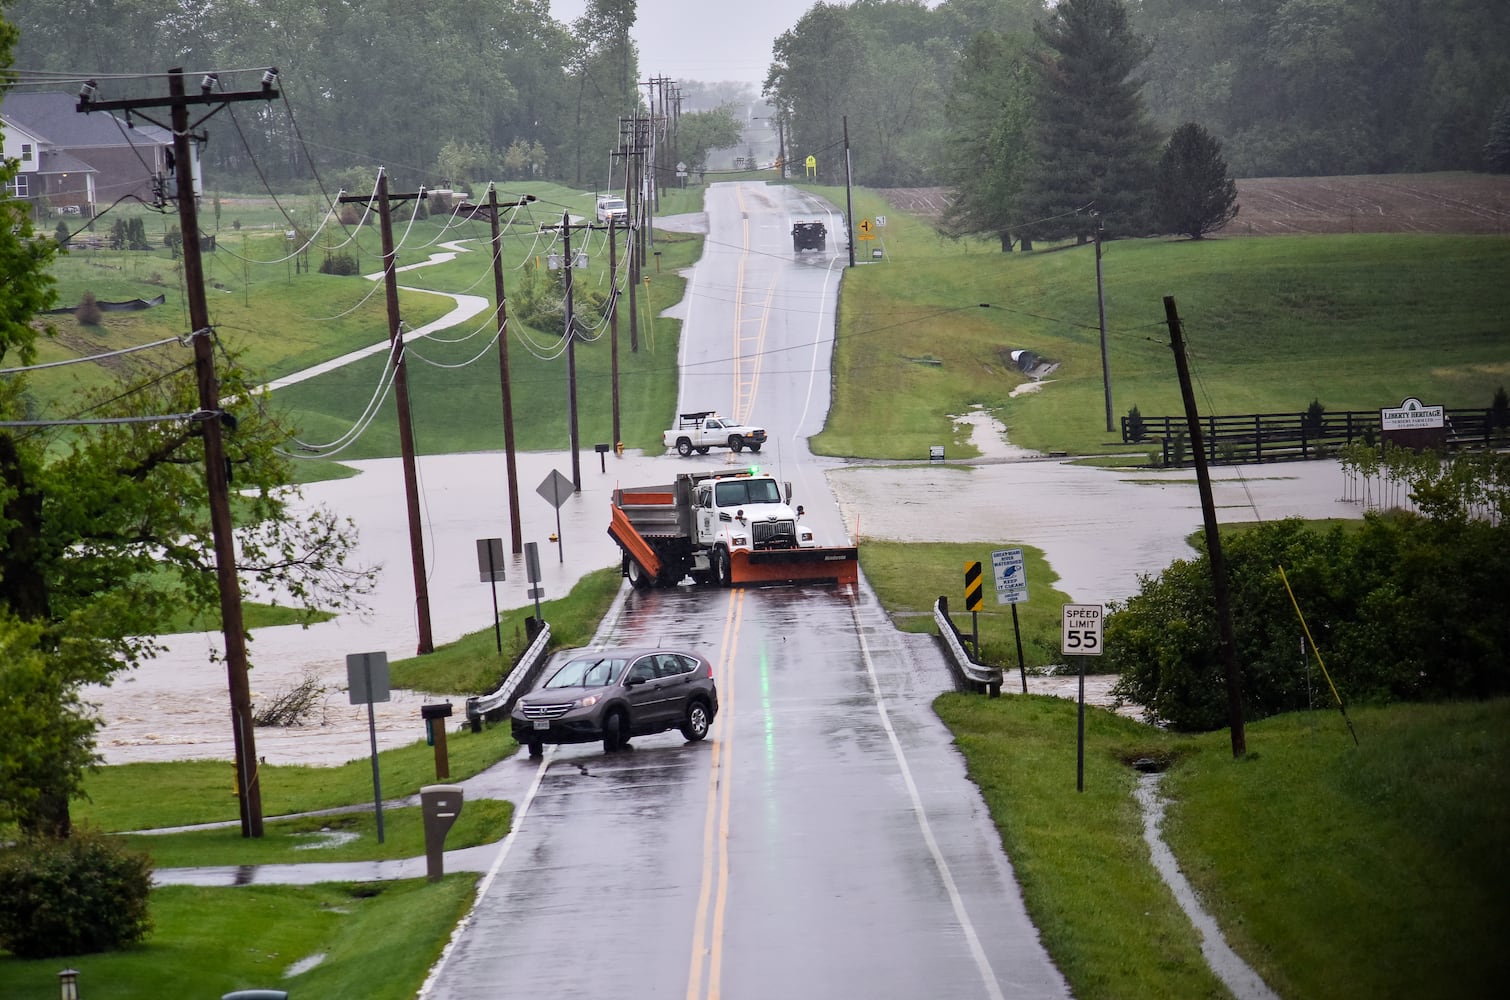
[716,479,781,506]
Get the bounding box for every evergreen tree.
[1155,122,1239,238]
[1485,97,1510,174]
[1017,0,1163,243]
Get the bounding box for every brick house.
[0,91,199,219]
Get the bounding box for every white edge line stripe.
[853,602,1007,1000]
[416,750,554,999]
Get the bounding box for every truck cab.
[692,472,814,554]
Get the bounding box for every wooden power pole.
[1164,295,1247,757]
[78,67,280,836]
[339,174,433,653]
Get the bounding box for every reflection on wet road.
[423,583,1067,999]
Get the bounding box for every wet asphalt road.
[415,184,1066,998]
[421,582,1067,1000]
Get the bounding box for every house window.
[6,175,28,198]
[20,143,32,162]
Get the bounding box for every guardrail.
[934,596,1002,697]
[464,621,553,729]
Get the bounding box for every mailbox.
[420,785,465,882]
[421,702,453,779]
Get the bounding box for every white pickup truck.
[662,411,767,456]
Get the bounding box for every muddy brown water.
[87,420,1366,767]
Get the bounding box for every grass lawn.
[860,538,1074,670]
[0,878,479,1000]
[806,186,1510,459]
[935,693,1510,1000]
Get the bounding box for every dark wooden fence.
[1122,408,1507,466]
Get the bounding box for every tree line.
[8,0,646,191]
[762,0,1510,238]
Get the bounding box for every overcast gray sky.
[548,0,830,85]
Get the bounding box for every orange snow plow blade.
[732,547,859,587]
[609,504,666,579]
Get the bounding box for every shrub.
[1126,404,1145,442]
[74,292,102,326]
[320,252,360,276]
[0,829,153,957]
[1304,397,1326,435]
[53,220,70,247]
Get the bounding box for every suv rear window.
[546,656,629,688]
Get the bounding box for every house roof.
[36,148,97,176]
[0,92,172,149]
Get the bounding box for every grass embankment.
[0,879,478,1000]
[860,538,1072,669]
[937,694,1510,1000]
[802,185,1510,460]
[0,565,624,994]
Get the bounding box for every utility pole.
[843,115,857,269]
[1095,215,1113,433]
[78,66,279,838]
[1164,295,1246,757]
[458,187,536,554]
[608,213,621,449]
[541,211,608,492]
[339,173,433,653]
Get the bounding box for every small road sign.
[476,537,505,583]
[536,469,574,508]
[1061,604,1104,656]
[346,651,391,704]
[857,218,876,240]
[992,548,1027,605]
[964,561,984,611]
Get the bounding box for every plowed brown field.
[880,173,1510,235]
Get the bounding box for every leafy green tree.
[1017,0,1163,242]
[941,30,1036,250]
[1155,122,1239,238]
[676,106,743,174]
[765,3,865,184]
[0,15,371,836]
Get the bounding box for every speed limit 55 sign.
[1062,604,1104,656]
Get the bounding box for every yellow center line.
[686,588,742,1000]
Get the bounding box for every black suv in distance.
[510,648,719,756]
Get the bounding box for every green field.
[805,184,1510,460]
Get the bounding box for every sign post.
[475,537,505,652]
[964,561,984,659]
[525,541,545,623]
[536,469,574,562]
[1062,604,1104,792]
[347,651,392,841]
[993,548,1029,692]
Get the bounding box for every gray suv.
[511,647,719,757]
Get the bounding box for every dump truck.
[791,221,827,252]
[609,467,859,588]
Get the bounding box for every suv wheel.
[602,710,628,753]
[681,700,711,742]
